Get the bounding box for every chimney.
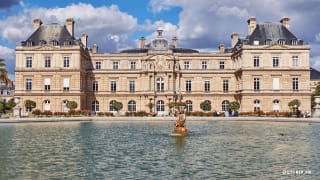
[247,17,256,35]
[66,18,75,37]
[231,32,239,48]
[280,17,290,29]
[139,37,145,48]
[92,44,98,54]
[218,44,225,53]
[172,37,178,48]
[33,19,42,30]
[81,33,88,48]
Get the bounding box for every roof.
[311,68,320,80]
[21,24,78,46]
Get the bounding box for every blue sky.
[1,0,320,79]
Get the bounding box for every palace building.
[14,17,311,115]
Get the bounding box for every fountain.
[172,104,189,136]
[313,96,320,117]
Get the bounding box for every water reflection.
[0,121,319,179]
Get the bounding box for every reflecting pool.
[0,121,319,179]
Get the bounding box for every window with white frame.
[44,78,51,91]
[92,100,99,112]
[64,56,70,68]
[130,61,136,70]
[111,80,117,92]
[156,78,164,92]
[202,61,207,70]
[26,56,32,68]
[186,100,192,112]
[184,61,190,70]
[254,100,260,111]
[292,78,299,90]
[44,56,51,68]
[113,61,119,70]
[273,100,280,112]
[129,80,135,92]
[26,78,32,91]
[63,78,70,91]
[204,80,210,92]
[292,56,298,67]
[43,100,51,111]
[253,56,260,67]
[219,61,225,69]
[95,61,101,69]
[222,100,229,111]
[273,56,279,67]
[93,80,98,92]
[109,100,116,111]
[223,80,228,92]
[254,78,260,91]
[156,100,165,112]
[128,100,136,111]
[186,80,192,92]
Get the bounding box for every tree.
[66,101,78,110]
[25,100,36,112]
[5,98,16,110]
[229,101,240,111]
[312,82,320,108]
[200,100,211,111]
[0,58,10,85]
[146,102,154,112]
[288,99,301,110]
[112,101,123,112]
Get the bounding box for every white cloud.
[0,46,15,79]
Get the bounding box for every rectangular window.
[111,80,117,92]
[254,78,260,91]
[202,61,207,70]
[219,61,225,69]
[26,56,32,68]
[204,80,210,92]
[292,56,298,67]
[26,78,32,91]
[273,56,279,67]
[93,80,98,92]
[253,56,259,67]
[184,61,190,70]
[130,61,136,70]
[129,80,135,92]
[63,78,70,91]
[44,78,51,91]
[292,78,299,91]
[186,80,191,92]
[44,56,51,68]
[223,80,229,92]
[95,62,101,69]
[113,61,119,70]
[273,78,279,90]
[64,56,70,68]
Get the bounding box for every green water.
[0,121,319,179]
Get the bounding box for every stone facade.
[14,17,312,115]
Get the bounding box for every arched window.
[128,100,136,112]
[156,77,164,92]
[109,100,116,112]
[43,100,50,111]
[156,100,165,112]
[62,100,69,112]
[254,100,260,111]
[222,100,229,111]
[186,100,193,112]
[92,100,99,112]
[273,100,280,112]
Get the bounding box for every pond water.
[0,120,319,179]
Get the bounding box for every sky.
[1,0,320,79]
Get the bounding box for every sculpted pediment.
[266,44,288,49]
[34,45,59,51]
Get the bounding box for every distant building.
[14,17,311,115]
[0,79,14,103]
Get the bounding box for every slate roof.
[21,24,78,46]
[311,68,320,80]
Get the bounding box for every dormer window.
[39,40,46,46]
[26,41,33,46]
[265,39,272,45]
[253,40,259,45]
[278,39,285,45]
[64,41,72,46]
[51,40,59,46]
[291,39,298,45]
